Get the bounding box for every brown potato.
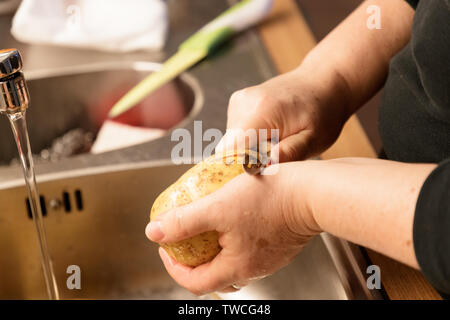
[150,153,245,267]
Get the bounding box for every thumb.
[215,128,251,155]
[146,196,217,244]
[271,130,314,163]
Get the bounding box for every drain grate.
[62,192,71,213]
[25,196,47,219]
[26,189,84,219]
[74,189,83,211]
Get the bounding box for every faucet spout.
[0,48,29,114]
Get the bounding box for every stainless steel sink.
[0,162,377,299]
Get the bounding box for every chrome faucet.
[0,48,29,115]
[0,48,59,299]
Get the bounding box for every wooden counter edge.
[257,0,442,300]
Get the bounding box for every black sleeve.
[414,158,450,296]
[405,0,419,9]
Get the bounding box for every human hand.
[145,163,321,295]
[215,70,350,163]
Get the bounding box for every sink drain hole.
[62,191,71,213]
[26,195,47,219]
[25,191,82,217]
[75,189,83,211]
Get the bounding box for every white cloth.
[11,0,168,52]
[90,120,165,154]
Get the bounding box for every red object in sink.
[93,81,189,130]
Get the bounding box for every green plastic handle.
[179,26,235,53]
[179,0,273,53]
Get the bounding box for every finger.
[159,247,240,296]
[215,130,234,154]
[215,128,252,155]
[215,128,275,162]
[270,130,313,163]
[146,195,218,243]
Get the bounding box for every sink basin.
[0,62,202,165]
[0,162,376,299]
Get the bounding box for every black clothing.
[380,0,450,163]
[414,159,450,297]
[378,0,450,295]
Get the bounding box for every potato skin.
[150,154,244,267]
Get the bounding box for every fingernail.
[146,221,164,242]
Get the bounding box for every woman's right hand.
[215,68,351,163]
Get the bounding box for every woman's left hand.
[145,162,320,295]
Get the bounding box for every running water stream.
[8,110,59,300]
